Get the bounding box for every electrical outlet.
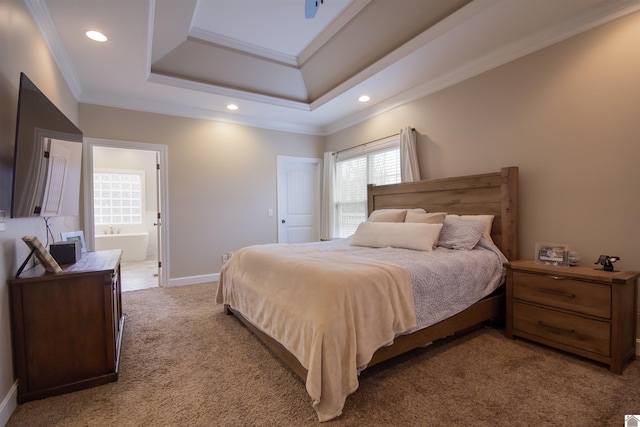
[222,254,228,263]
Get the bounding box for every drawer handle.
[549,275,567,280]
[537,288,575,298]
[538,321,575,334]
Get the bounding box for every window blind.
[334,144,400,237]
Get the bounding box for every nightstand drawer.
[513,302,610,356]
[512,271,611,318]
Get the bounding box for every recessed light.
[358,95,370,102]
[226,104,239,110]
[86,30,107,42]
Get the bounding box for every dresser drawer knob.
[538,321,576,334]
[549,275,567,280]
[537,288,575,298]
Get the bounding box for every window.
[334,142,400,237]
[93,171,143,225]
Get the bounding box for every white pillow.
[405,212,447,224]
[367,208,426,222]
[368,209,406,222]
[438,217,486,250]
[350,222,443,251]
[445,214,495,243]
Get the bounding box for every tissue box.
[50,241,82,265]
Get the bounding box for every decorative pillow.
[445,214,495,243]
[367,208,427,222]
[350,222,443,251]
[367,209,407,222]
[438,217,486,250]
[405,212,447,224]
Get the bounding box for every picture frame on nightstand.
[20,235,63,275]
[535,242,569,266]
[61,230,86,253]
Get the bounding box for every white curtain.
[399,126,420,182]
[320,152,336,240]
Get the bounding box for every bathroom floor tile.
[120,258,159,292]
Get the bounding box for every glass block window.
[94,171,143,225]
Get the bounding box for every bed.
[216,166,519,421]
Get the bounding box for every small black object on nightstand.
[594,255,620,272]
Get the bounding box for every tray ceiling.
[151,0,471,105]
[33,0,640,134]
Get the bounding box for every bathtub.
[95,232,149,262]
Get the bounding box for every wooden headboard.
[367,166,519,261]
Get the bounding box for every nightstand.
[505,260,639,374]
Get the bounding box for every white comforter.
[215,238,506,421]
[308,238,508,331]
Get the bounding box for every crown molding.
[79,89,323,135]
[189,0,374,69]
[310,0,497,112]
[147,72,311,111]
[324,0,640,135]
[25,0,83,99]
[188,27,299,67]
[145,0,156,79]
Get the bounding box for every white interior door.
[40,138,82,217]
[277,156,321,243]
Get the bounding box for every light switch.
[268,209,273,217]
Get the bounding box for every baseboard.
[0,381,18,426]
[167,273,219,287]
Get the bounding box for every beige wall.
[79,105,324,279]
[327,12,640,276]
[0,0,81,422]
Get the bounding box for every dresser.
[505,260,638,374]
[9,250,124,403]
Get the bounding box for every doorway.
[276,155,321,243]
[83,138,169,290]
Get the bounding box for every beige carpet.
[7,283,640,426]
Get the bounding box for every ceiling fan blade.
[305,0,321,19]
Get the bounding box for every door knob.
[281,219,286,224]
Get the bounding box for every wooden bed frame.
[225,166,519,381]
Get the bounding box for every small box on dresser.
[49,240,82,264]
[505,260,639,374]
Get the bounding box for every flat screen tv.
[11,72,83,218]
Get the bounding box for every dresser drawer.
[512,271,611,318]
[513,302,610,356]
